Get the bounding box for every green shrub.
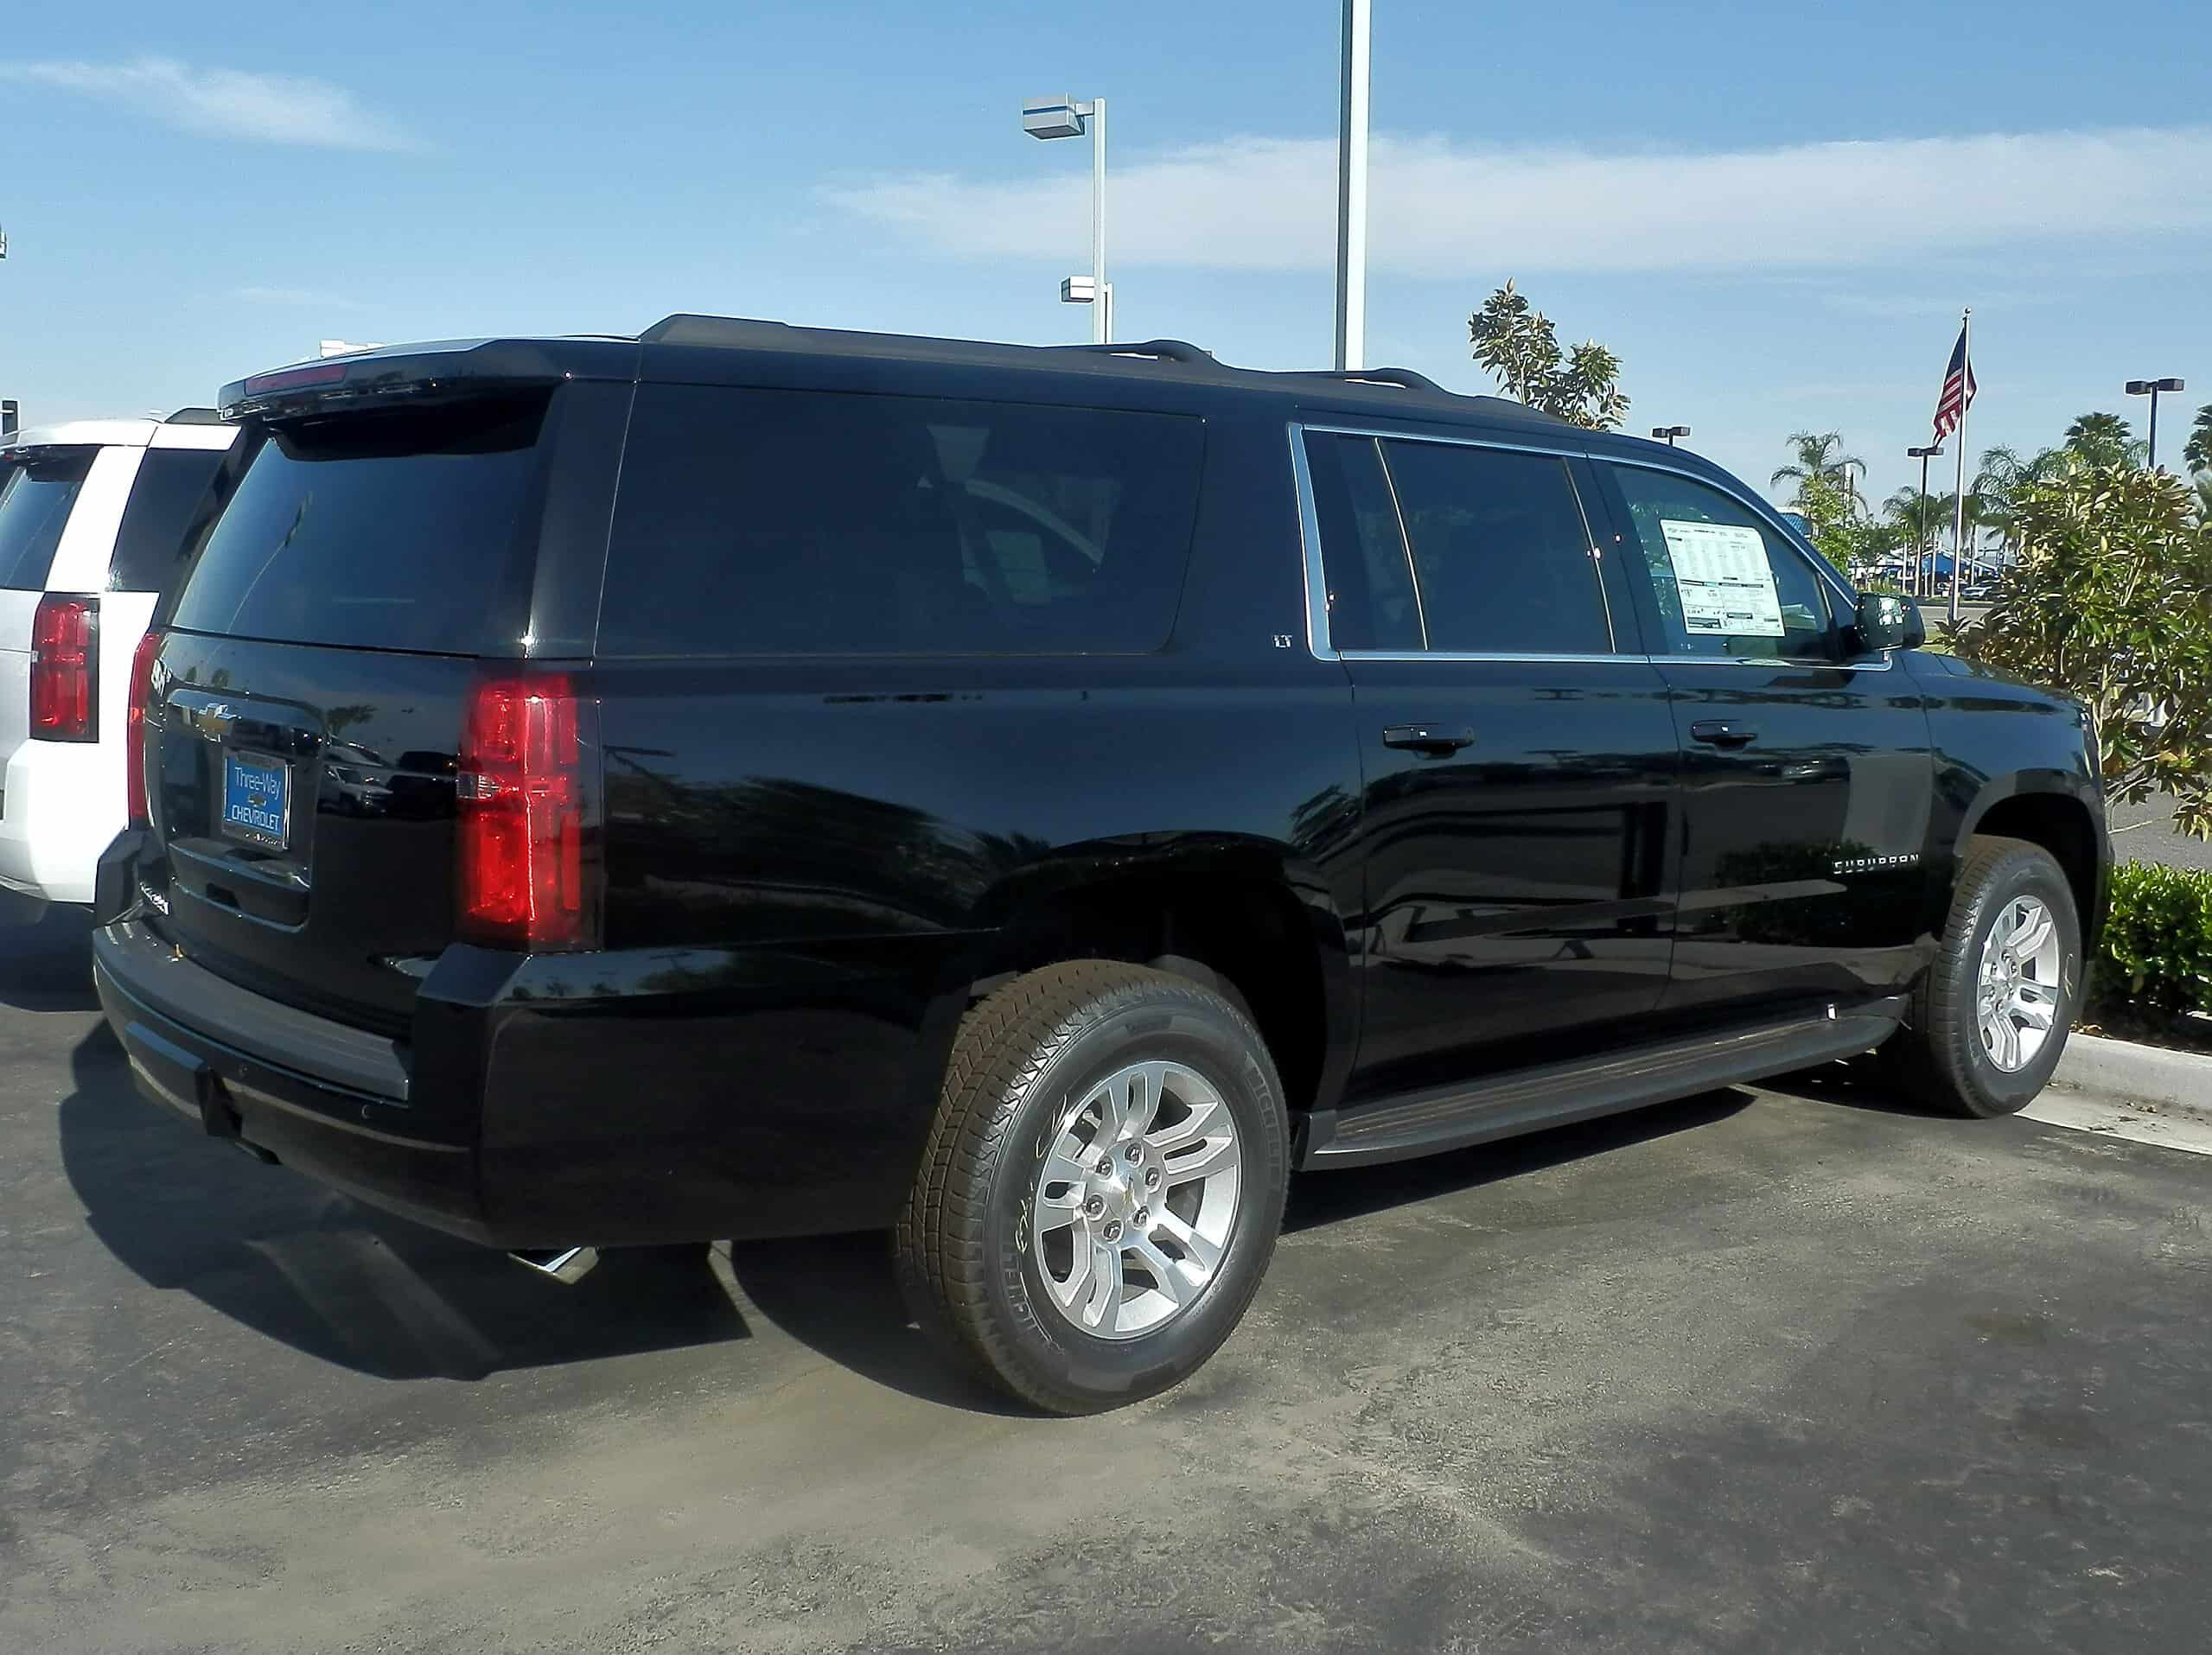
[2094,861,2212,1017]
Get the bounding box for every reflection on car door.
[1590,460,1934,1018]
[1299,428,1680,1100]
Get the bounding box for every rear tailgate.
[0,446,100,713]
[140,387,592,1033]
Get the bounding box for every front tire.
[1882,835,2081,1117]
[896,961,1289,1415]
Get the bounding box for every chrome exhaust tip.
[508,1245,596,1283]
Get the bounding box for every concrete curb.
[2051,1032,2212,1121]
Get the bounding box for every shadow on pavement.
[1286,1088,1756,1232]
[59,1002,1758,1406]
[57,1024,749,1382]
[1750,1056,1946,1118]
[0,905,99,1013]
[723,1232,1029,1415]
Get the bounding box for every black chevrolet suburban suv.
[91,317,2107,1413]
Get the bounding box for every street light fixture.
[1906,444,1943,597]
[2125,376,2185,470]
[1651,425,1690,446]
[1023,96,1109,344]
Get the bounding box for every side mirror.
[1854,592,1922,652]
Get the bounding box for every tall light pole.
[1022,97,1110,343]
[1907,443,1942,597]
[1651,425,1690,447]
[1333,0,1371,371]
[2126,376,2185,471]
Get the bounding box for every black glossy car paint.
[90,322,2108,1250]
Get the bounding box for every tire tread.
[894,959,1284,1413]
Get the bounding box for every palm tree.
[1770,431,1866,514]
[1883,486,1948,592]
[1970,445,2055,563]
[1884,486,1949,543]
[2183,404,2212,475]
[2062,411,2146,469]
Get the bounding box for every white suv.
[0,412,238,909]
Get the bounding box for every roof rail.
[639,314,796,347]
[1053,340,1216,366]
[163,406,225,425]
[1295,366,1447,395]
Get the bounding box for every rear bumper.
[1,735,119,904]
[91,902,959,1250]
[93,918,488,1241]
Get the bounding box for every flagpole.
[1948,308,1970,627]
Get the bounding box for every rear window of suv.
[598,385,1205,657]
[170,395,549,655]
[108,447,228,595]
[0,448,94,591]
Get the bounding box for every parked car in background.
[91,323,2106,1413]
[1,412,237,908]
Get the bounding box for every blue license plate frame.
[220,751,291,850]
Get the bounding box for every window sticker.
[1658,519,1783,637]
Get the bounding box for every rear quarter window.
[0,449,94,591]
[169,395,550,656]
[108,447,228,595]
[597,385,1205,657]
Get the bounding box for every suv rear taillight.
[125,629,163,826]
[30,595,99,742]
[457,676,597,950]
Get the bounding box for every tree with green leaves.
[1793,471,1896,576]
[1770,432,1866,516]
[1954,461,2212,837]
[1466,280,1629,430]
[2062,411,2145,469]
[2183,404,2212,475]
[1970,444,2062,562]
[1883,484,1950,570]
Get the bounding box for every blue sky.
[3,0,2208,507]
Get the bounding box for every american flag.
[1933,321,1976,440]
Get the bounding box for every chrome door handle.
[1382,724,1476,756]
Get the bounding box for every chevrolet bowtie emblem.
[187,703,239,741]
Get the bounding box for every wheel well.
[970,876,1330,1115]
[1972,792,2100,935]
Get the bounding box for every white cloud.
[826,126,2212,276]
[0,57,417,150]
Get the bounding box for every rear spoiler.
[219,336,639,423]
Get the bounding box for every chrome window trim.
[1287,420,1896,671]
[1286,423,1338,660]
[1341,650,1642,665]
[1299,419,1592,463]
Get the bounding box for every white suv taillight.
[456,675,593,949]
[125,629,163,826]
[30,595,99,742]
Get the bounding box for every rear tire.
[1881,835,2081,1117]
[896,961,1289,1415]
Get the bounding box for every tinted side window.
[108,448,226,594]
[1379,441,1612,654]
[600,385,1204,658]
[171,395,549,656]
[1608,467,1833,659]
[1304,433,1421,652]
[0,449,93,591]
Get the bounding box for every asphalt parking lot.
[4,910,2209,1654]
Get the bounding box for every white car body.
[0,415,238,907]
